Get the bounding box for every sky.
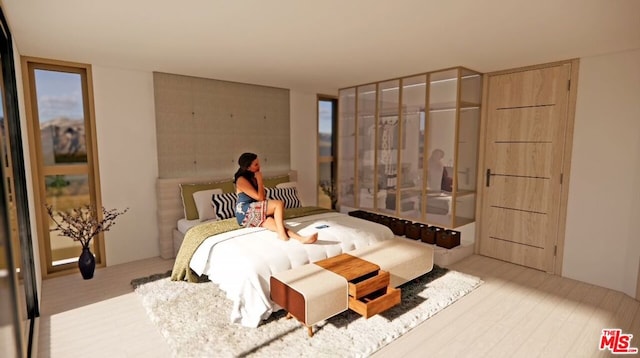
[318,100,333,134]
[34,69,84,123]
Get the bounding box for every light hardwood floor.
[35,254,640,357]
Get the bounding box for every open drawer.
[348,286,401,318]
[349,270,390,299]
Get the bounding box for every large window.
[22,58,103,277]
[318,96,337,209]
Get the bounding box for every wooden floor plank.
[35,254,640,358]
[432,267,543,357]
[540,283,609,357]
[568,289,624,356]
[393,260,529,356]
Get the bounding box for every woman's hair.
[234,152,258,189]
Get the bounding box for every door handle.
[486,168,491,187]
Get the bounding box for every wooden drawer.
[348,287,401,319]
[349,270,390,299]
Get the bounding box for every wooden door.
[479,64,572,272]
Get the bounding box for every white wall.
[563,48,640,297]
[17,49,640,299]
[91,66,160,265]
[289,90,319,206]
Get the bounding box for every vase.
[78,246,96,279]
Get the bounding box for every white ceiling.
[2,0,639,93]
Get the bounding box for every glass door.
[426,69,458,227]
[377,79,400,215]
[1,10,39,356]
[337,88,356,209]
[454,68,482,226]
[0,69,23,358]
[399,75,427,221]
[356,84,377,210]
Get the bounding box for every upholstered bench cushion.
[349,238,434,287]
[271,238,433,330]
[270,264,348,326]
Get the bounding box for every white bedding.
[189,211,394,327]
[177,217,216,234]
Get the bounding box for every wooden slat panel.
[482,65,570,272]
[488,143,554,178]
[487,66,566,109]
[485,208,548,248]
[486,176,551,213]
[487,106,557,142]
[479,238,547,271]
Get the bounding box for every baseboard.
[433,240,474,267]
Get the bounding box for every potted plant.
[46,204,128,279]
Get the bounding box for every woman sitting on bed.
[234,152,318,244]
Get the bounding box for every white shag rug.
[134,266,482,357]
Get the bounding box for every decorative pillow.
[180,180,235,220]
[211,192,238,220]
[193,188,223,221]
[275,181,297,189]
[266,187,301,209]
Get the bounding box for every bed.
[157,172,395,327]
[183,209,394,327]
[156,171,297,259]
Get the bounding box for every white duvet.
[189,211,394,327]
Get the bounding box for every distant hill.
[40,117,86,161]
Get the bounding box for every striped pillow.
[266,187,301,209]
[211,192,238,220]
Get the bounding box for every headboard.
[156,170,297,259]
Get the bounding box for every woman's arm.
[236,176,266,201]
[255,171,265,199]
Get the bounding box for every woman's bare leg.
[264,200,288,240]
[261,218,288,241]
[263,199,318,244]
[286,229,318,244]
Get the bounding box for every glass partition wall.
[356,84,377,211]
[398,75,427,221]
[376,80,400,216]
[337,67,482,228]
[337,88,356,208]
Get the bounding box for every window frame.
[317,95,338,210]
[21,57,104,277]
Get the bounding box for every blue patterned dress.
[235,192,268,227]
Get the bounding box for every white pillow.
[276,181,297,189]
[193,188,223,221]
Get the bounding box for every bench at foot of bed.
[270,238,434,336]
